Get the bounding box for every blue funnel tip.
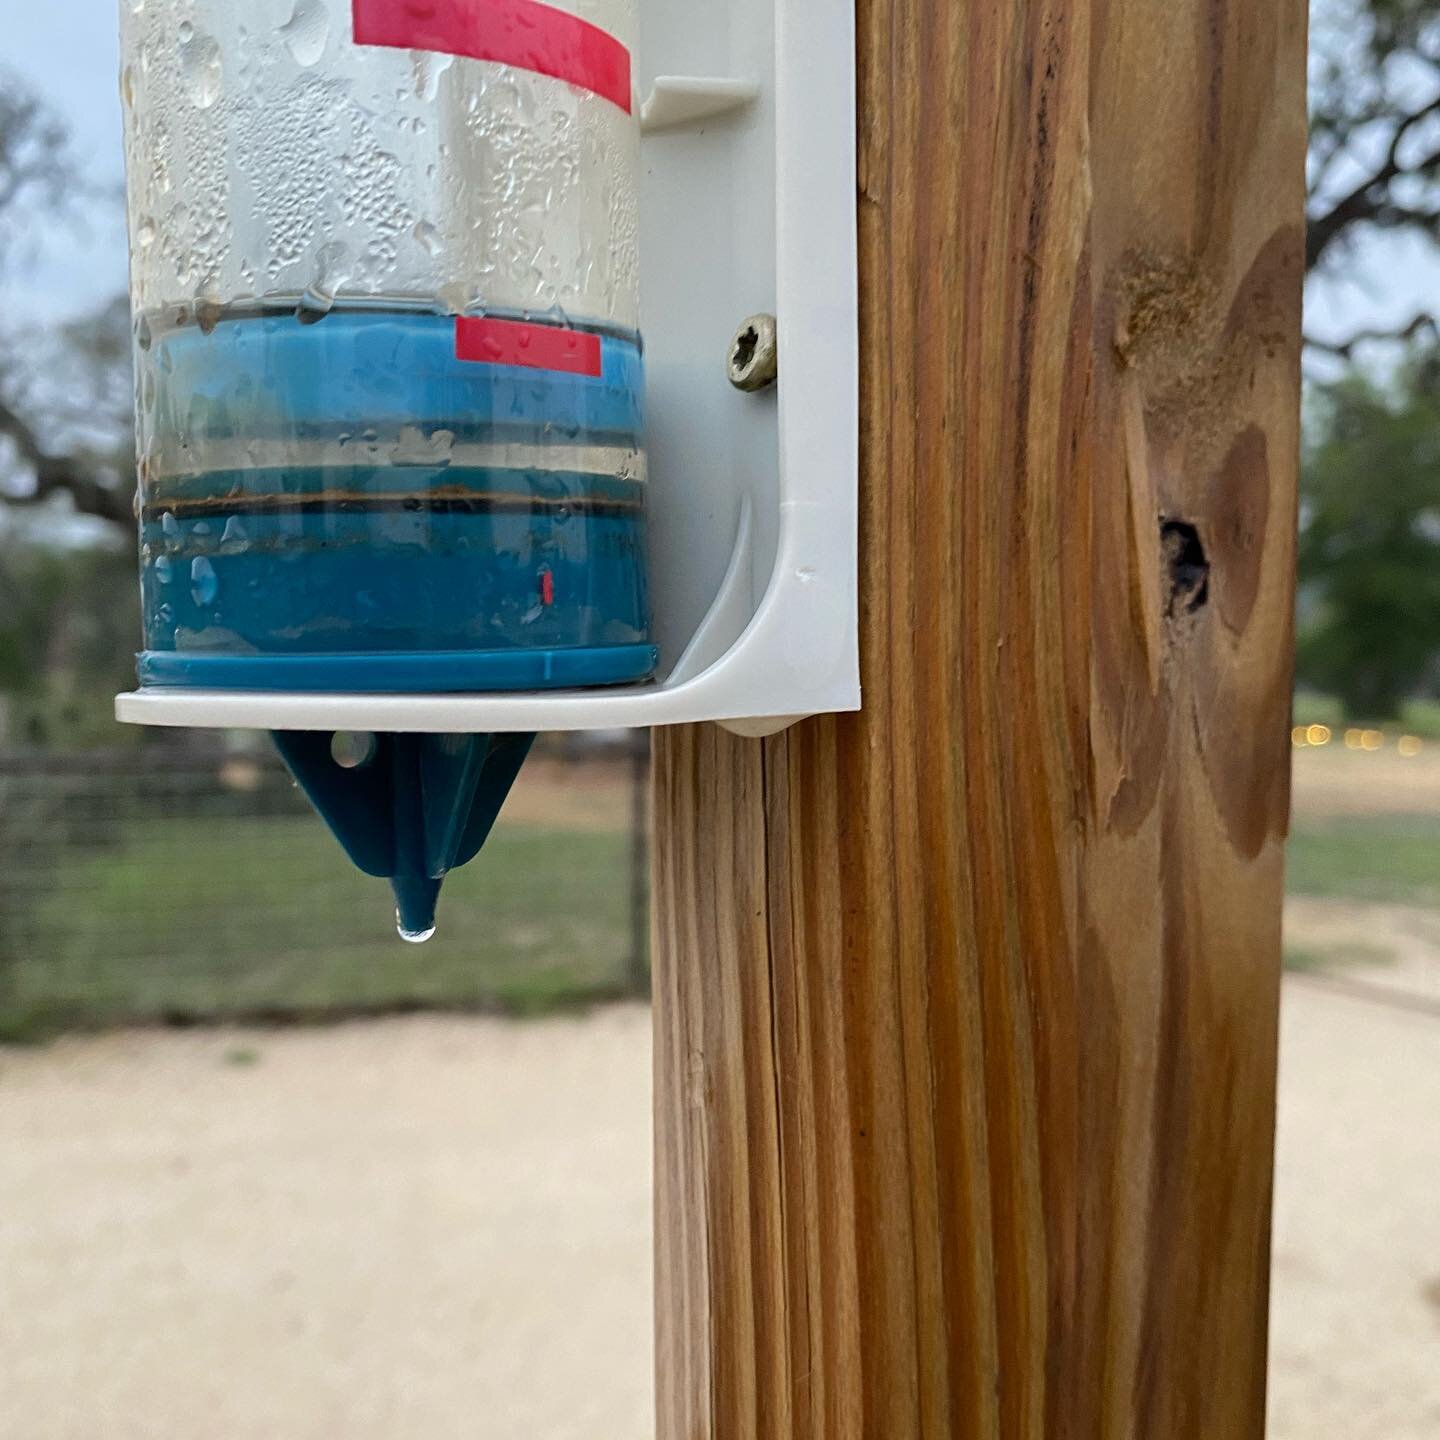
[272,730,536,938]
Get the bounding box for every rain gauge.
[117,0,861,937]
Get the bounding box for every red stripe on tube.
[454,316,603,377]
[352,0,632,114]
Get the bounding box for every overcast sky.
[5,8,128,323]
[4,1,1439,358]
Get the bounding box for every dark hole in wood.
[1161,519,1209,616]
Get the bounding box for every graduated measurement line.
[144,442,646,487]
[141,491,645,522]
[352,0,632,115]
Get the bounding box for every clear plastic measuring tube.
[120,0,654,694]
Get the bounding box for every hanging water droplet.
[154,554,174,584]
[135,313,153,351]
[396,912,437,945]
[221,516,248,548]
[161,511,180,537]
[190,556,219,606]
[137,216,157,248]
[178,19,194,41]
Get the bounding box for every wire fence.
[0,734,650,1041]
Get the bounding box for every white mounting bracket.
[640,76,760,134]
[116,0,859,739]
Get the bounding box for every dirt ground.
[0,1009,654,1440]
[1282,739,1440,1018]
[1290,741,1440,817]
[1270,980,1440,1439]
[1,989,1437,1438]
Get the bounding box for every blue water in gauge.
[136,307,656,692]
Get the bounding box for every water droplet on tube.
[190,556,219,606]
[413,220,443,257]
[279,0,329,67]
[180,31,222,108]
[295,288,334,324]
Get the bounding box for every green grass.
[0,814,637,1042]
[1283,941,1395,973]
[1292,691,1440,740]
[1400,698,1440,740]
[1292,693,1345,730]
[1287,813,1440,908]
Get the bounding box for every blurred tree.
[0,71,137,742]
[0,539,139,746]
[0,71,133,531]
[1298,352,1440,718]
[1308,0,1440,352]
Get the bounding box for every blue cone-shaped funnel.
[272,731,536,938]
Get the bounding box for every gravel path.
[1,989,1436,1437]
[0,1008,654,1440]
[1269,980,1440,1439]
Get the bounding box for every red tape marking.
[353,0,631,114]
[454,316,603,377]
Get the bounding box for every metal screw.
[727,313,778,392]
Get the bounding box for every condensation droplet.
[279,0,329,67]
[294,290,331,324]
[154,555,174,584]
[412,220,443,257]
[137,216,157,248]
[194,292,223,334]
[181,31,223,109]
[295,240,351,323]
[161,511,180,538]
[190,556,219,606]
[411,50,453,101]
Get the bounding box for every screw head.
[727,313,778,392]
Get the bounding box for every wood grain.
[652,1,1307,1436]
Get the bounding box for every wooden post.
[652,1,1307,1437]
